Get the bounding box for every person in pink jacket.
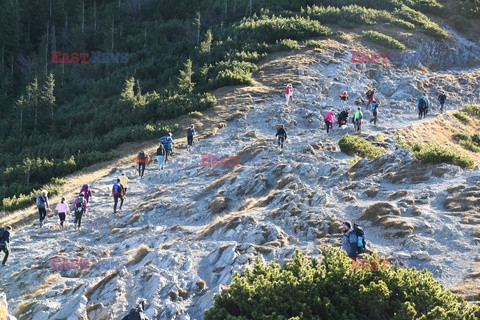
[73,193,88,230]
[285,84,293,105]
[55,197,70,229]
[324,110,335,133]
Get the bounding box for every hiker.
[341,221,358,258]
[187,124,195,151]
[324,110,335,133]
[120,173,129,195]
[160,133,174,163]
[352,107,363,133]
[423,94,431,114]
[79,184,93,204]
[438,91,447,113]
[369,100,379,125]
[0,226,12,265]
[275,125,287,149]
[339,91,349,109]
[36,190,50,228]
[365,88,376,108]
[285,84,293,105]
[136,150,150,178]
[112,179,124,213]
[338,108,350,128]
[73,193,87,230]
[417,95,427,119]
[156,143,166,170]
[55,197,70,229]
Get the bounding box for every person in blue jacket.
[341,221,358,258]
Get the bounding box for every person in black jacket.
[338,107,350,128]
[0,226,12,265]
[275,125,287,149]
[438,91,447,113]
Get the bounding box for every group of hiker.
[285,84,448,136]
[34,184,93,232]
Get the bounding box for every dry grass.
[23,273,62,299]
[209,196,228,214]
[85,270,118,300]
[0,304,8,320]
[360,202,413,237]
[16,301,35,319]
[397,110,480,166]
[127,244,152,266]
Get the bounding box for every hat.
[168,133,172,137]
[343,221,352,229]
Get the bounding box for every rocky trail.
[2,36,480,319]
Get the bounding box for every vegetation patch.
[362,31,406,50]
[339,134,384,159]
[204,248,479,319]
[453,111,472,124]
[412,143,474,169]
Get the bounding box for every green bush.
[459,139,480,152]
[339,134,384,159]
[453,132,480,152]
[453,111,472,124]
[304,39,323,48]
[459,0,480,17]
[463,104,480,117]
[394,5,448,39]
[413,144,474,169]
[236,15,332,44]
[303,5,414,30]
[189,111,203,118]
[362,30,406,50]
[204,247,480,320]
[275,39,300,50]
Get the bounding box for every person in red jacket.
[339,91,349,110]
[136,150,150,178]
[365,88,376,108]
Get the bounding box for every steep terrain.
[1,33,480,319]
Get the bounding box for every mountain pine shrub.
[413,144,474,169]
[339,134,383,159]
[453,111,472,124]
[362,31,406,50]
[204,247,480,320]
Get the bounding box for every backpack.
[139,152,146,159]
[353,223,366,254]
[418,97,426,108]
[159,136,167,144]
[113,183,121,194]
[36,195,45,207]
[187,128,194,136]
[369,103,376,111]
[75,198,84,212]
[366,90,373,99]
[0,228,6,242]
